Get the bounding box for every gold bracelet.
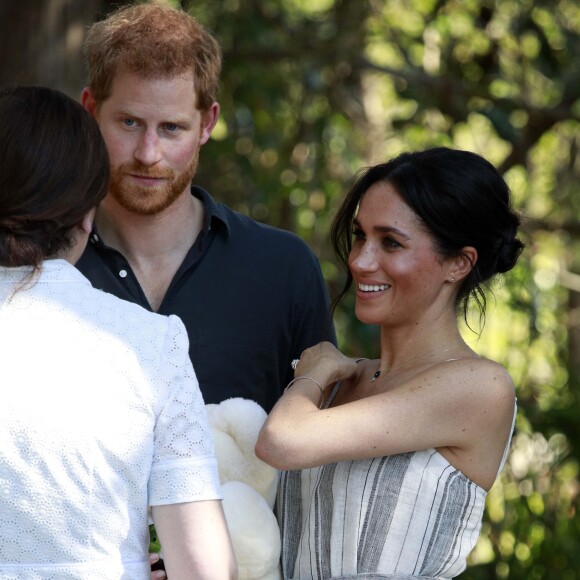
[285,376,325,409]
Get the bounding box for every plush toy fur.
[222,481,281,580]
[206,398,281,580]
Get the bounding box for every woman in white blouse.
[0,86,236,579]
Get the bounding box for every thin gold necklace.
[370,342,461,382]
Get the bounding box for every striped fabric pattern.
[277,449,491,579]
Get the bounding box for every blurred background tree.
[1,0,578,577]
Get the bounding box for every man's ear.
[199,102,221,146]
[449,246,478,284]
[80,87,97,117]
[66,208,97,265]
[79,208,96,236]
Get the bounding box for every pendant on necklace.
[369,340,461,383]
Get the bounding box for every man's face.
[91,70,210,216]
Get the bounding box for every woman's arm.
[256,344,515,485]
[152,500,237,580]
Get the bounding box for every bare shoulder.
[434,356,516,422]
[426,357,515,489]
[411,356,515,419]
[450,356,514,396]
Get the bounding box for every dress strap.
[324,381,342,408]
[496,398,518,478]
[325,358,368,408]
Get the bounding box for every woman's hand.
[256,342,360,471]
[149,552,167,580]
[293,341,358,387]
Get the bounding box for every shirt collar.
[88,185,231,247]
[191,185,231,238]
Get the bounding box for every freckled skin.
[348,183,453,327]
[257,183,517,492]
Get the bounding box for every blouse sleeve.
[148,315,222,506]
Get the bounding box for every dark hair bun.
[496,228,525,274]
[0,219,67,267]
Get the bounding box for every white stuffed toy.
[205,398,281,580]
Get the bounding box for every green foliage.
[190,0,580,575]
[2,0,577,574]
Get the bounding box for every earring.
[450,276,456,283]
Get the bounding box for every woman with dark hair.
[257,148,524,579]
[0,86,236,579]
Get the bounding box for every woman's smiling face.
[348,180,453,327]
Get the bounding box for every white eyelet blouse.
[0,260,221,579]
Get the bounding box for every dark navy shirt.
[76,186,335,413]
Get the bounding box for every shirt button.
[119,269,128,278]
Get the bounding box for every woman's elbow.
[255,424,297,471]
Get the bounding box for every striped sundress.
[277,400,516,579]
